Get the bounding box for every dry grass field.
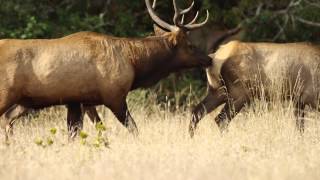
[1,98,320,180]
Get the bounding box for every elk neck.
[126,35,179,89]
[99,34,184,90]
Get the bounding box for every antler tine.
[186,11,199,25]
[185,10,209,30]
[173,0,195,26]
[147,0,208,32]
[152,0,157,9]
[145,0,176,31]
[181,14,185,25]
[173,0,180,26]
[180,1,195,15]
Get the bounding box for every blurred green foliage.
[0,0,319,108]
[1,0,318,41]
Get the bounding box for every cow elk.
[0,0,211,138]
[189,41,320,137]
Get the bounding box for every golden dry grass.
[0,100,320,180]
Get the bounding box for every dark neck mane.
[129,36,177,89]
[102,34,180,90]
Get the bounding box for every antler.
[146,0,178,32]
[172,0,209,30]
[184,10,209,30]
[152,0,157,9]
[173,0,195,26]
[146,0,209,32]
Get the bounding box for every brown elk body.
[0,0,211,137]
[189,41,320,137]
[4,23,241,133]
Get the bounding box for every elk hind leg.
[189,88,226,137]
[294,90,315,134]
[294,102,305,134]
[0,92,19,140]
[215,96,247,132]
[4,105,31,134]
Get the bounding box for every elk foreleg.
[189,87,226,137]
[109,100,138,136]
[67,103,83,139]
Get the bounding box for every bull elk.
[0,0,211,138]
[189,41,320,137]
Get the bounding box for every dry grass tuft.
[0,100,320,180]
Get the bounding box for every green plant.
[34,128,57,147]
[50,128,57,135]
[94,122,109,148]
[79,131,89,145]
[34,138,44,146]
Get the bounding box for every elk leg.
[215,96,246,132]
[67,103,83,139]
[214,104,229,131]
[82,105,102,124]
[294,101,306,134]
[293,88,316,134]
[3,105,30,136]
[1,103,17,140]
[189,88,226,137]
[109,101,138,136]
[4,104,29,120]
[0,91,20,140]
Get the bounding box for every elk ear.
[153,24,168,36]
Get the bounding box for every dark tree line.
[0,0,319,41]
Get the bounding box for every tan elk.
[0,0,211,138]
[189,41,320,137]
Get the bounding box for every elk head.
[146,0,212,68]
